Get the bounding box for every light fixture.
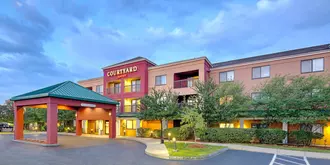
[168,132,171,142]
[75,113,77,117]
[109,112,111,116]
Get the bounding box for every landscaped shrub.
[57,125,65,132]
[152,129,161,138]
[289,130,314,146]
[164,127,192,140]
[198,128,256,143]
[256,129,286,144]
[137,128,152,137]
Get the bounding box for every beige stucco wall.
[148,58,210,95]
[210,51,330,95]
[78,77,103,92]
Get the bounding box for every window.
[96,85,103,94]
[219,123,234,128]
[301,58,324,73]
[116,102,121,113]
[131,80,141,92]
[252,66,270,79]
[251,123,268,129]
[251,92,261,100]
[126,120,136,129]
[155,75,166,85]
[114,83,121,94]
[220,71,234,82]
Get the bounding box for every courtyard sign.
[107,66,138,77]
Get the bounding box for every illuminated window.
[219,95,233,105]
[126,120,136,129]
[219,123,234,128]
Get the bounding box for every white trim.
[211,49,330,71]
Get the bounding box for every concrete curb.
[12,140,60,147]
[179,141,330,160]
[118,137,228,160]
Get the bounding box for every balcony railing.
[174,78,198,89]
[124,105,140,113]
[124,84,141,93]
[107,87,121,94]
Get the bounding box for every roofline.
[212,44,330,69]
[102,58,157,70]
[77,76,103,83]
[211,49,330,70]
[148,56,212,70]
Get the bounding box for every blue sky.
[1,0,330,103]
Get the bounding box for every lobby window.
[155,75,166,85]
[252,66,270,79]
[96,85,103,94]
[219,123,234,128]
[220,71,234,82]
[301,58,324,73]
[251,123,268,129]
[126,120,136,129]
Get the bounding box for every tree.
[215,82,251,123]
[192,79,219,126]
[180,107,206,142]
[138,88,180,144]
[192,79,250,126]
[253,75,330,144]
[0,101,14,123]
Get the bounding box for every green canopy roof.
[11,81,118,105]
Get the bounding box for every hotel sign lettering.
[107,66,138,77]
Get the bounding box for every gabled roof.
[212,44,330,68]
[11,81,118,105]
[102,56,157,69]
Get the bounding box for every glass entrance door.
[105,120,109,135]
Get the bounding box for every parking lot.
[1,134,329,165]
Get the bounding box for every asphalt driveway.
[0,134,329,165]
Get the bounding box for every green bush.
[57,125,65,132]
[137,128,152,137]
[164,127,192,140]
[198,128,256,143]
[312,132,324,139]
[152,129,161,138]
[256,129,286,144]
[290,130,314,146]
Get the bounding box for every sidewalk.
[117,137,170,159]
[182,141,330,160]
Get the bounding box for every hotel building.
[78,44,330,145]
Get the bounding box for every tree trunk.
[160,120,164,144]
[194,129,196,142]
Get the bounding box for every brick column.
[136,119,140,137]
[47,102,58,144]
[109,108,116,138]
[76,120,82,136]
[14,105,24,140]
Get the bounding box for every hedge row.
[198,128,286,144]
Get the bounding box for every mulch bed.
[23,138,47,144]
[188,143,207,148]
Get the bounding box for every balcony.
[124,105,140,113]
[107,87,121,94]
[174,78,198,89]
[124,84,141,93]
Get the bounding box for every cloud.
[51,0,93,21]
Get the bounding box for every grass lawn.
[243,143,330,153]
[165,142,226,157]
